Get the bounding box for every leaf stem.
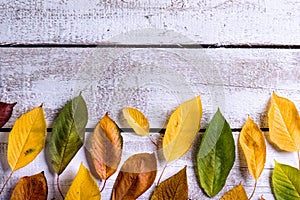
[148,135,158,147]
[156,163,167,186]
[0,171,13,195]
[57,175,64,199]
[100,179,107,192]
[248,181,257,200]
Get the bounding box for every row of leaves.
[0,92,299,199]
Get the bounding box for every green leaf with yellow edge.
[151,166,188,200]
[239,116,266,180]
[7,105,46,171]
[65,163,101,200]
[220,183,248,200]
[272,161,300,200]
[163,96,202,162]
[50,94,88,175]
[10,171,47,200]
[268,92,300,152]
[197,109,235,197]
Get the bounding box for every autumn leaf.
[151,166,188,200]
[123,107,149,136]
[50,94,88,175]
[163,96,202,162]
[87,112,123,181]
[272,161,300,200]
[65,163,101,200]
[268,92,300,152]
[7,105,46,171]
[220,183,248,200]
[112,153,157,200]
[10,172,47,200]
[239,116,266,180]
[0,102,17,128]
[197,109,235,197]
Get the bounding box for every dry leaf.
[220,183,248,200]
[239,116,266,180]
[87,112,123,180]
[65,163,101,200]
[268,92,300,151]
[112,153,157,200]
[7,105,47,171]
[0,102,17,128]
[163,96,202,162]
[151,166,188,200]
[10,171,47,200]
[122,107,149,136]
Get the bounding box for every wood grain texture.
[0,132,297,200]
[0,0,300,45]
[1,48,300,129]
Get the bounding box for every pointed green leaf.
[196,109,235,197]
[272,161,300,200]
[50,95,88,175]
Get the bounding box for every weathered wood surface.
[0,131,298,200]
[1,48,300,129]
[1,0,300,45]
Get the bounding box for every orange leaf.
[87,113,123,180]
[220,183,248,200]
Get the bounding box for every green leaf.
[196,109,235,197]
[151,166,188,200]
[50,94,88,175]
[272,161,300,200]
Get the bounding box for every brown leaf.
[10,171,47,200]
[0,102,16,128]
[112,153,157,200]
[87,112,123,180]
[259,196,266,200]
[151,166,188,200]
[220,183,248,200]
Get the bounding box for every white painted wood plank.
[0,132,297,200]
[0,0,300,45]
[1,48,300,129]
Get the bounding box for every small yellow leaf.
[163,96,202,162]
[122,107,149,136]
[220,183,248,200]
[7,105,46,171]
[65,163,101,200]
[239,116,266,180]
[268,92,300,151]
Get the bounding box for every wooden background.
[1,0,300,199]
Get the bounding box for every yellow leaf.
[220,183,248,200]
[163,96,202,162]
[7,105,46,171]
[268,92,300,152]
[65,163,101,200]
[122,107,149,136]
[239,116,266,180]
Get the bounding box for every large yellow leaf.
[65,163,101,200]
[7,105,46,171]
[220,183,248,200]
[268,92,300,152]
[163,96,202,162]
[239,116,266,180]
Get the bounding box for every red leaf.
[0,102,17,128]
